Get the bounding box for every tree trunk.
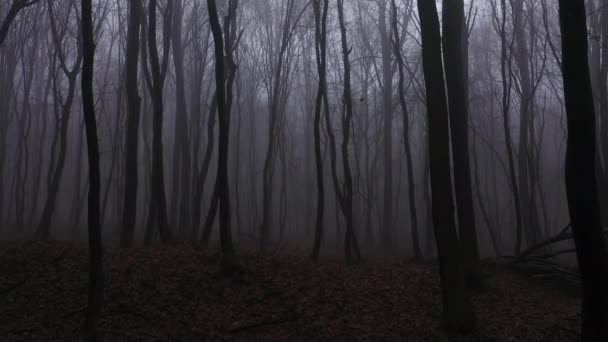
[417,0,475,331]
[81,0,103,338]
[378,0,394,249]
[120,0,143,247]
[144,0,172,244]
[207,0,238,272]
[337,0,361,263]
[391,0,422,262]
[310,0,327,261]
[441,0,482,289]
[558,0,608,339]
[169,0,192,237]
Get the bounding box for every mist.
[1,0,607,340]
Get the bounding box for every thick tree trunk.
[144,0,172,244]
[441,0,482,289]
[558,0,608,339]
[417,0,475,332]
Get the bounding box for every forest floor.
[0,241,580,341]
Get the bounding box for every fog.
[0,0,575,257]
[1,0,607,339]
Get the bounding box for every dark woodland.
[1,0,607,340]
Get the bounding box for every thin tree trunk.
[391,0,422,261]
[120,0,143,247]
[337,0,361,263]
[310,0,327,261]
[81,0,103,338]
[207,0,238,272]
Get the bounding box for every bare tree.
[0,0,40,47]
[391,0,422,261]
[81,0,103,338]
[417,0,475,331]
[36,0,83,239]
[442,0,482,288]
[169,0,192,237]
[143,0,173,244]
[120,0,143,247]
[207,0,238,271]
[558,0,608,338]
[310,0,328,261]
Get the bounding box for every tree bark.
[310,0,328,261]
[207,0,238,272]
[120,0,143,247]
[337,0,361,263]
[391,0,422,262]
[442,0,482,289]
[81,0,103,338]
[144,0,172,244]
[558,0,608,339]
[417,0,475,331]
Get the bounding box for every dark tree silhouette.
[80,0,103,338]
[0,0,39,47]
[558,0,608,339]
[207,0,238,271]
[120,0,143,248]
[417,0,475,332]
[310,0,328,261]
[391,0,422,262]
[169,0,192,236]
[441,0,482,288]
[143,0,173,244]
[336,0,361,263]
[36,0,83,240]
